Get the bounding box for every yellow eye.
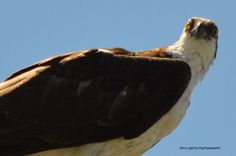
[185,22,191,30]
[212,28,218,37]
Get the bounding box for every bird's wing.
[0,48,191,155]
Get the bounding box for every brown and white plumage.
[0,17,218,156]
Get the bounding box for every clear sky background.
[0,0,235,156]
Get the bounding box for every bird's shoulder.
[3,47,180,82]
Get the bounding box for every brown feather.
[0,48,190,155]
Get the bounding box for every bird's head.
[183,17,218,41]
[168,17,218,75]
[179,17,218,59]
[171,17,218,53]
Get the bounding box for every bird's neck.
[167,33,217,84]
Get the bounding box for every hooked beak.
[191,23,210,40]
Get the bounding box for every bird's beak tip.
[190,26,210,40]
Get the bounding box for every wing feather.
[0,48,191,155]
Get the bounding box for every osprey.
[0,17,218,156]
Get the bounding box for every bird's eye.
[184,22,191,30]
[212,28,218,37]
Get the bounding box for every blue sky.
[0,0,235,156]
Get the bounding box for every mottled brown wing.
[0,48,191,156]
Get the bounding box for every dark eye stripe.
[208,23,218,31]
[207,23,218,37]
